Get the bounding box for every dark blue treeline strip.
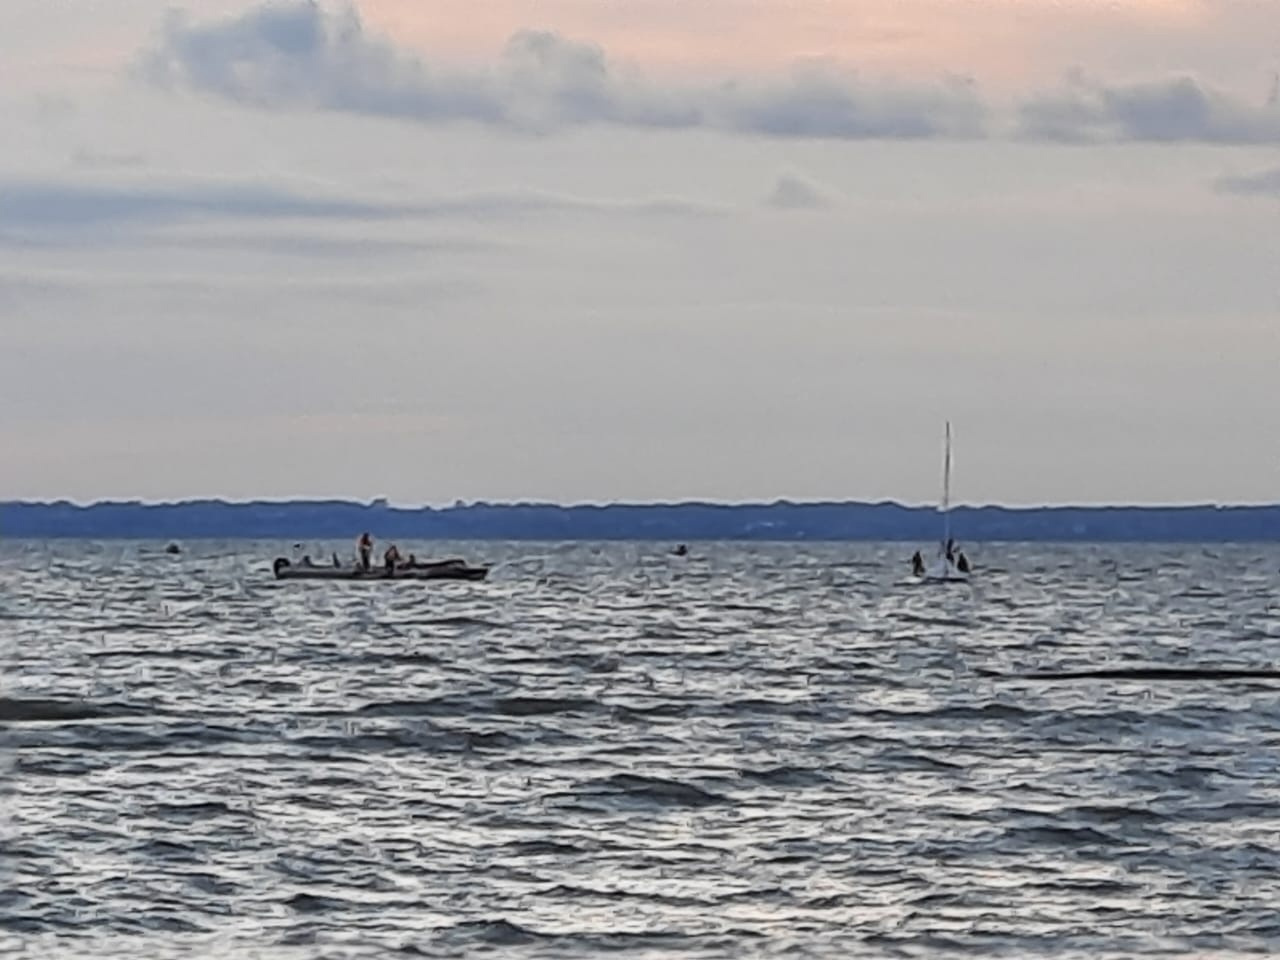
[4,499,1280,541]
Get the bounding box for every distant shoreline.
[4,499,1280,542]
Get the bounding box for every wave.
[500,839,593,857]
[85,647,250,661]
[145,800,242,822]
[291,725,520,754]
[868,750,966,771]
[893,612,973,629]
[569,773,730,810]
[129,839,203,863]
[412,920,707,953]
[424,918,547,946]
[861,702,1034,723]
[0,697,152,722]
[610,702,691,723]
[494,696,603,717]
[737,764,833,787]
[349,695,603,719]
[394,616,508,630]
[986,667,1280,682]
[1000,824,1125,849]
[1065,803,1168,827]
[540,883,710,908]
[285,892,354,914]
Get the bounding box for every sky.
[1,0,1277,506]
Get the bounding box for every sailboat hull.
[919,558,970,583]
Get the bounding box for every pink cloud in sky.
[131,0,1277,143]
[353,0,1227,91]
[5,0,1268,101]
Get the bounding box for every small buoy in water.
[164,543,181,555]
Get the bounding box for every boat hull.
[273,558,489,582]
[917,555,970,583]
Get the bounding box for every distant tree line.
[4,499,1280,541]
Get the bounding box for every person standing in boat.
[357,532,374,572]
[911,550,924,577]
[383,543,402,576]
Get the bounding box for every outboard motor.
[273,557,291,578]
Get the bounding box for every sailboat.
[912,421,971,582]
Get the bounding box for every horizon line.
[5,497,1280,511]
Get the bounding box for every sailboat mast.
[941,421,952,548]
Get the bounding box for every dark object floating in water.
[981,667,1280,682]
[272,557,488,582]
[672,544,689,557]
[164,543,181,555]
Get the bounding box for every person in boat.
[332,552,341,568]
[300,554,313,567]
[358,532,374,572]
[911,550,925,577]
[383,543,402,575]
[672,544,688,557]
[945,538,956,563]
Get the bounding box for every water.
[3,539,1280,959]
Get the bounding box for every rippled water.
[4,539,1280,959]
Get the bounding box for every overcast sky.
[1,0,1277,506]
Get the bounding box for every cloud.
[151,233,495,259]
[138,2,700,133]
[764,173,839,211]
[71,148,148,171]
[0,229,495,259]
[0,177,719,239]
[718,68,985,140]
[0,178,406,230]
[137,1,986,140]
[1214,166,1280,197]
[1017,73,1280,144]
[134,2,1280,146]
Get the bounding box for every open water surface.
[3,540,1280,959]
